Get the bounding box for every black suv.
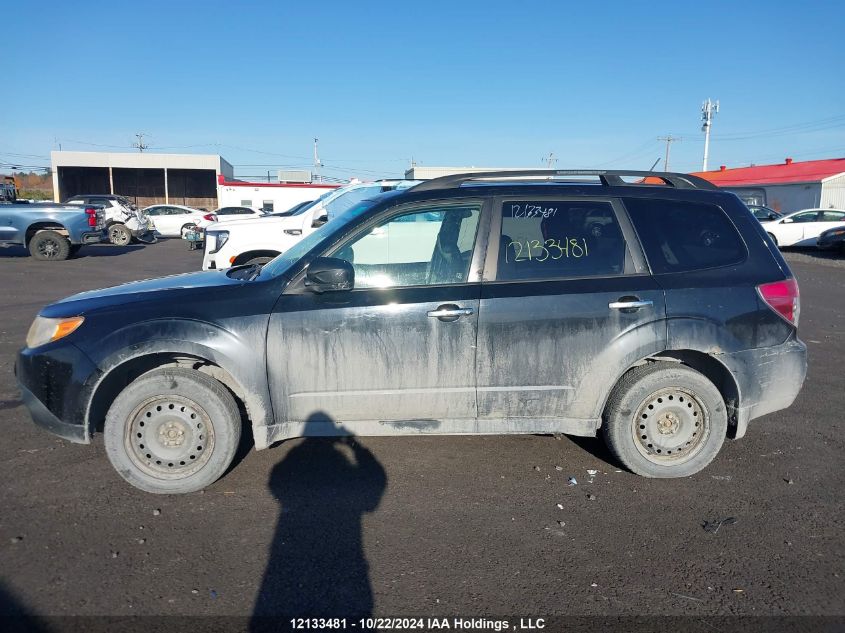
[16,171,807,494]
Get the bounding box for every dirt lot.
[0,241,843,630]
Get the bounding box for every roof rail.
[410,169,718,192]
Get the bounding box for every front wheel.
[602,363,727,478]
[104,367,242,494]
[108,223,132,246]
[767,232,779,247]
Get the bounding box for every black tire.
[29,231,71,261]
[104,367,242,494]
[602,363,727,478]
[767,232,778,247]
[108,223,132,246]
[244,256,273,266]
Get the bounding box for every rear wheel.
[29,231,71,261]
[602,363,727,478]
[108,223,132,246]
[104,367,242,494]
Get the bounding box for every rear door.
[476,197,667,429]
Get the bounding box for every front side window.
[624,198,746,274]
[146,207,162,216]
[496,200,628,281]
[329,204,481,289]
[791,211,819,223]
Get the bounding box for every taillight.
[757,278,800,326]
[85,207,97,227]
[203,213,217,222]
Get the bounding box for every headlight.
[26,316,85,349]
[208,230,229,254]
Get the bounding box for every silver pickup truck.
[0,202,106,260]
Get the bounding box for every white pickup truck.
[201,180,418,270]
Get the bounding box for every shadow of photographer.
[252,412,387,628]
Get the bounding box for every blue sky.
[2,0,843,181]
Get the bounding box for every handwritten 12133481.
[506,238,589,263]
[510,203,558,219]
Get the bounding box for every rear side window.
[496,200,629,281]
[624,198,746,274]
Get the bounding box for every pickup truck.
[0,202,106,260]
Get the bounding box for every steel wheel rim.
[38,238,60,258]
[124,395,215,479]
[631,387,710,465]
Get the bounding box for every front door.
[267,199,487,436]
[475,197,667,432]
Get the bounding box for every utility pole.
[657,135,681,172]
[543,152,557,168]
[132,132,149,152]
[701,98,719,171]
[313,137,322,183]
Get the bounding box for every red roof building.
[690,157,845,213]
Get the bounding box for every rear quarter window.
[624,198,746,274]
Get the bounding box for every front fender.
[81,318,273,446]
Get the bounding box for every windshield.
[325,185,388,222]
[261,198,383,278]
[290,199,319,216]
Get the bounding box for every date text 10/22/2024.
[289,617,546,630]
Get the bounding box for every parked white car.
[194,206,266,231]
[201,180,418,270]
[761,208,845,247]
[143,204,207,238]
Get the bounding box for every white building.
[51,151,234,209]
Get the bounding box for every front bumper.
[15,342,102,444]
[133,229,158,244]
[816,237,844,250]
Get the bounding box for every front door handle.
[427,304,474,322]
[609,298,653,311]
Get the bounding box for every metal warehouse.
[50,151,234,209]
[693,157,845,213]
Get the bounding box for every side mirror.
[782,218,793,224]
[305,257,354,293]
[312,214,328,228]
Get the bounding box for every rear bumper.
[718,336,808,438]
[15,342,101,444]
[80,230,105,244]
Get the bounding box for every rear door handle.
[427,304,474,322]
[609,299,653,310]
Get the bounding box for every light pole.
[701,99,719,171]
